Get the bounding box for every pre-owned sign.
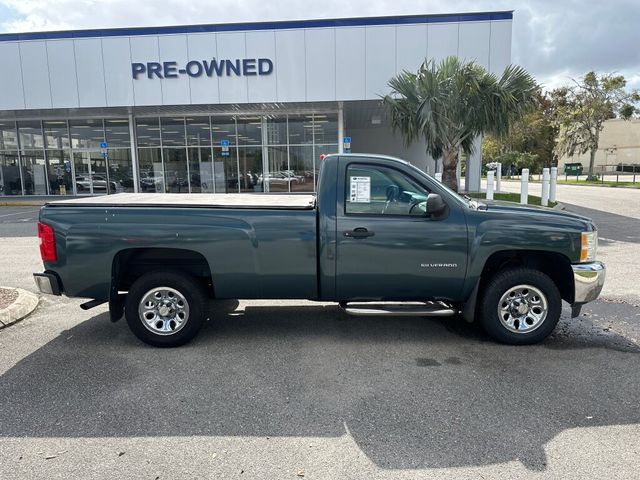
[131,58,274,79]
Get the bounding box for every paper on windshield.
[350,176,371,203]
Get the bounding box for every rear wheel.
[479,268,561,345]
[125,271,208,347]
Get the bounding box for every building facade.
[0,11,512,197]
[558,118,640,173]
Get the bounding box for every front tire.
[479,268,561,345]
[125,271,208,347]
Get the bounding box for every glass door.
[73,151,111,195]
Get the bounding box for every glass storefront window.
[46,149,73,195]
[287,115,314,145]
[0,151,21,195]
[69,119,104,149]
[264,146,290,192]
[312,113,338,144]
[0,121,18,150]
[18,121,45,149]
[138,148,165,193]
[289,145,314,192]
[136,118,161,147]
[265,117,287,145]
[161,117,186,147]
[211,116,237,148]
[105,119,131,148]
[43,120,70,149]
[212,147,236,193]
[164,148,189,193]
[108,149,134,193]
[186,117,211,147]
[236,117,262,147]
[188,147,214,193]
[20,149,47,195]
[238,147,263,192]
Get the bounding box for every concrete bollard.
[435,172,442,182]
[486,171,495,200]
[550,166,557,203]
[541,168,550,206]
[496,162,502,192]
[520,168,529,205]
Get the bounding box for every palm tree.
[383,56,538,191]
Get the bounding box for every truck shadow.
[0,301,638,471]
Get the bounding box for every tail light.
[37,222,57,262]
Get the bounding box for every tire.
[478,268,561,345]
[124,271,208,347]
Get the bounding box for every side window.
[345,164,430,216]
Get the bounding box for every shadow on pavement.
[563,203,640,244]
[0,301,638,471]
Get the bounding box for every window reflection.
[0,151,21,195]
[69,119,104,149]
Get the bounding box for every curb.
[0,288,39,328]
[553,202,566,211]
[0,201,45,207]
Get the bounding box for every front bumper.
[33,272,62,296]
[572,261,606,304]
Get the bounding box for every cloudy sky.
[0,0,638,90]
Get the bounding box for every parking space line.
[0,209,39,218]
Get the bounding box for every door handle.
[344,227,375,238]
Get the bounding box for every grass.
[556,179,640,189]
[466,191,557,207]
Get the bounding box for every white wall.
[0,18,512,111]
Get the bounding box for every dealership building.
[0,11,512,197]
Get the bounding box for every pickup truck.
[33,154,605,347]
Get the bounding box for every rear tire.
[125,271,208,347]
[479,268,561,345]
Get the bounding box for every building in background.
[557,118,640,174]
[0,11,512,197]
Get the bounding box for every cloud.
[1,0,638,90]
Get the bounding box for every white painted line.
[0,209,39,218]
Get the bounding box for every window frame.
[343,162,434,218]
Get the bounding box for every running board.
[340,301,458,317]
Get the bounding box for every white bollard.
[486,171,494,200]
[520,168,529,205]
[541,168,550,206]
[549,166,557,203]
[496,162,502,192]
[435,172,442,182]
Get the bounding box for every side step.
[340,301,458,317]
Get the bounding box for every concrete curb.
[553,202,566,211]
[0,288,39,328]
[0,201,45,207]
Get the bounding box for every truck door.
[335,157,468,301]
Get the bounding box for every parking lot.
[0,193,639,479]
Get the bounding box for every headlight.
[580,231,598,262]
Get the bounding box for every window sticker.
[350,176,371,203]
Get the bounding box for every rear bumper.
[572,261,606,304]
[33,272,62,296]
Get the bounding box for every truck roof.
[45,193,316,210]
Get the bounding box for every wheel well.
[479,250,574,304]
[112,248,213,294]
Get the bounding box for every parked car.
[34,154,605,347]
[75,175,118,194]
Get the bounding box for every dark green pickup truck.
[34,154,605,347]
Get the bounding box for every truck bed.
[45,193,316,210]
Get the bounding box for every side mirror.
[426,193,446,216]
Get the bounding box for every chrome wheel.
[138,287,190,336]
[497,284,548,334]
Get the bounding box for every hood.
[480,200,593,224]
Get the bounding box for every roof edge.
[0,11,513,42]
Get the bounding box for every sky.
[0,0,638,91]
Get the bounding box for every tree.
[482,89,564,171]
[383,56,538,191]
[554,72,640,180]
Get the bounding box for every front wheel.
[479,268,561,345]
[125,271,208,347]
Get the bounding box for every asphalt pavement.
[0,199,638,479]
